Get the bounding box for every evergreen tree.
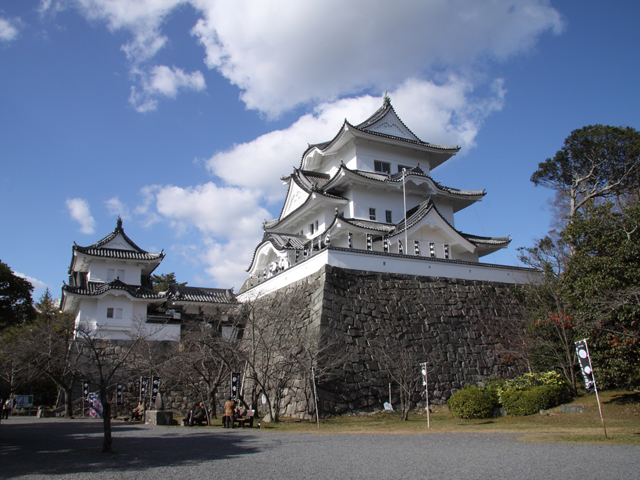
[0,260,36,330]
[151,272,187,292]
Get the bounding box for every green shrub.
[447,386,499,419]
[497,371,569,404]
[500,384,572,416]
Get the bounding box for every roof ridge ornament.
[116,216,123,230]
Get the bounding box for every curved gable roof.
[300,98,460,171]
[72,218,164,262]
[322,163,485,200]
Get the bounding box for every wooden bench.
[233,409,255,428]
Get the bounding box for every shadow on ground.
[0,419,260,478]
[605,392,640,405]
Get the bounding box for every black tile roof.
[62,280,238,304]
[168,285,237,304]
[73,248,163,261]
[323,164,485,197]
[62,279,164,299]
[338,217,397,233]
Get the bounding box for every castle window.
[106,308,114,318]
[309,223,315,234]
[115,308,123,319]
[107,269,115,281]
[117,269,125,281]
[444,244,450,259]
[369,208,376,221]
[385,210,393,223]
[374,161,390,174]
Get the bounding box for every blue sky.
[1,0,638,300]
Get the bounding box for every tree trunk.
[208,388,217,419]
[101,395,112,453]
[64,387,74,418]
[401,390,410,421]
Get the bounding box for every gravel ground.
[0,417,638,480]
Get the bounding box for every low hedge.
[447,386,499,419]
[500,384,572,416]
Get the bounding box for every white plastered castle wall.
[87,262,142,285]
[355,140,431,175]
[239,248,539,301]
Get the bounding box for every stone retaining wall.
[316,265,527,414]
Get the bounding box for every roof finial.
[383,92,391,105]
[116,216,123,229]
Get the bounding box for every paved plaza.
[0,418,638,480]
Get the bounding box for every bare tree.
[7,291,78,417]
[239,285,321,422]
[0,334,40,425]
[73,321,150,453]
[292,325,350,419]
[373,338,427,421]
[169,315,242,419]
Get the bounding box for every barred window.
[374,161,390,174]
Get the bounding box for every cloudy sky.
[1,1,638,299]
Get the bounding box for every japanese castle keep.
[238,98,537,414]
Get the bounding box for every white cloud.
[136,182,269,287]
[66,198,96,234]
[105,196,131,219]
[135,185,162,227]
[129,65,206,112]
[154,182,269,237]
[14,272,49,290]
[0,17,22,42]
[190,0,561,116]
[53,0,561,115]
[170,239,255,290]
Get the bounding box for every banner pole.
[421,362,430,428]
[583,340,607,439]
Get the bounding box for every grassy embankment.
[220,390,640,445]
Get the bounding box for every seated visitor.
[188,401,207,426]
[132,401,144,421]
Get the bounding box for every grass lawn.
[215,390,640,446]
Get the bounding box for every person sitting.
[223,398,237,428]
[188,401,207,426]
[131,402,144,421]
